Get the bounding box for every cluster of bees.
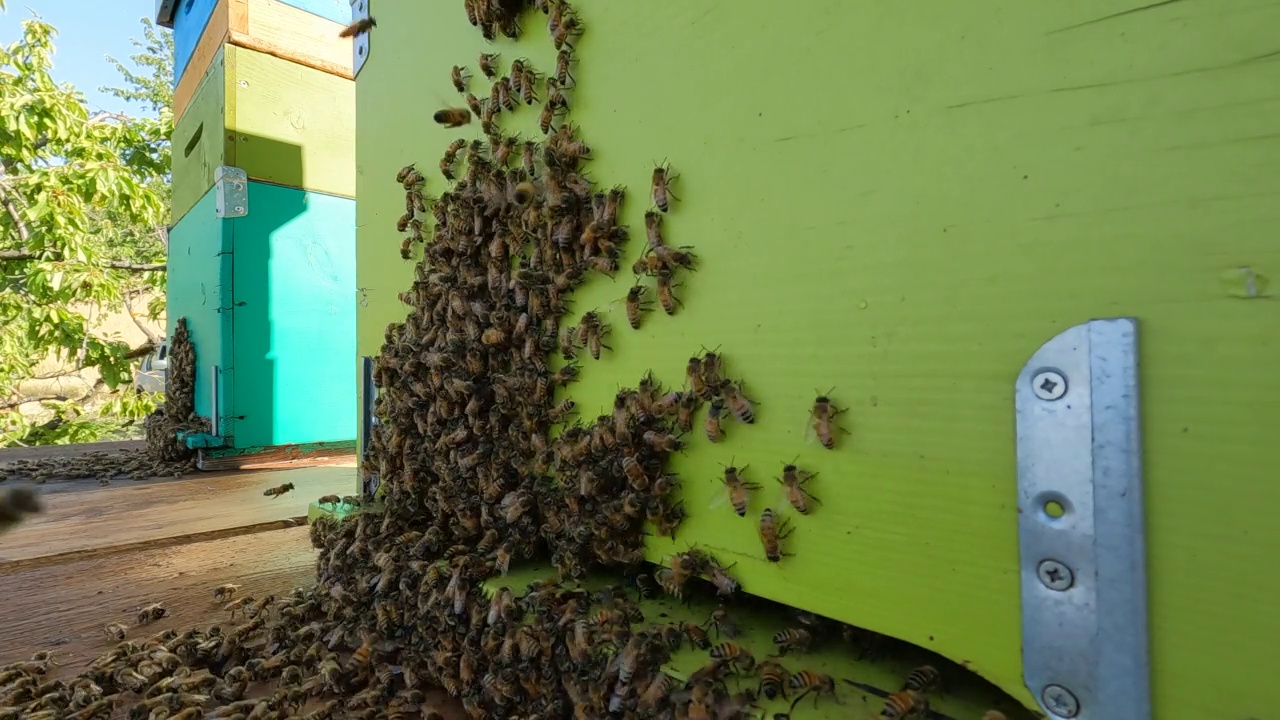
[0,3,1022,720]
[0,318,204,487]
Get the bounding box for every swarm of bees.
[0,2,1018,719]
[1,318,206,485]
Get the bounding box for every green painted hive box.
[168,180,357,449]
[171,43,354,224]
[353,1,1280,719]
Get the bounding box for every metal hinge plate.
[214,166,248,218]
[351,0,371,77]
[1015,318,1150,720]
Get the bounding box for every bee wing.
[708,488,730,511]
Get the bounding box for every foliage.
[0,14,174,446]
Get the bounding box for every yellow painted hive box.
[352,2,1280,719]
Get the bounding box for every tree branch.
[1,393,69,410]
[0,186,31,245]
[123,292,161,345]
[0,249,165,271]
[125,341,157,360]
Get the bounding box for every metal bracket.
[351,0,371,77]
[214,166,248,218]
[155,0,177,28]
[1015,318,1150,720]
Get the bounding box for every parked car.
[134,341,168,394]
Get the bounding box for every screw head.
[1037,559,1074,591]
[1032,370,1067,401]
[1041,684,1080,718]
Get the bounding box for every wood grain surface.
[0,465,354,565]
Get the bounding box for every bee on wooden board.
[758,507,794,562]
[715,463,761,517]
[810,390,847,449]
[263,482,295,498]
[778,462,820,514]
[651,161,679,212]
[338,16,375,38]
[434,107,472,128]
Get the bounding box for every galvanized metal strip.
[360,355,380,498]
[214,166,248,219]
[1015,317,1149,720]
[351,0,371,77]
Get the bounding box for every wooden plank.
[173,0,232,122]
[356,1,1280,718]
[198,444,357,471]
[0,527,317,671]
[0,440,144,466]
[225,45,355,199]
[173,0,221,85]
[278,0,350,25]
[0,465,354,565]
[234,0,354,80]
[171,46,228,225]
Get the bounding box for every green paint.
[171,44,355,224]
[356,2,1280,716]
[308,498,361,523]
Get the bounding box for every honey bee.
[433,108,472,128]
[103,622,127,641]
[810,391,845,449]
[778,463,820,514]
[521,140,538,176]
[789,671,842,709]
[338,16,376,38]
[685,356,706,398]
[0,484,41,533]
[478,52,500,78]
[623,283,651,329]
[263,482,295,499]
[705,605,739,638]
[675,391,699,433]
[719,464,761,517]
[709,641,756,673]
[512,181,537,206]
[643,210,665,250]
[880,689,928,718]
[554,48,575,87]
[136,602,167,625]
[707,560,740,597]
[465,92,484,117]
[722,381,756,424]
[651,161,679,212]
[772,628,813,655]
[903,664,940,692]
[655,268,681,315]
[538,100,561,135]
[758,508,794,562]
[642,430,682,453]
[757,660,791,700]
[212,584,242,602]
[349,630,375,670]
[578,311,610,360]
[704,398,726,442]
[440,138,466,180]
[450,65,470,93]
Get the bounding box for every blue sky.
[0,0,161,116]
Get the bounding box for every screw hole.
[358,46,365,56]
[1044,500,1065,518]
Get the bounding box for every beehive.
[353,1,1280,718]
[167,180,356,449]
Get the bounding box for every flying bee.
[450,65,470,93]
[623,283,651,329]
[440,138,466,180]
[758,508,794,562]
[789,671,842,709]
[772,628,813,655]
[778,463,820,514]
[810,390,846,449]
[511,181,536,206]
[263,482,295,499]
[757,660,790,701]
[879,689,927,718]
[722,381,757,424]
[0,484,41,533]
[338,16,376,38]
[716,464,761,517]
[651,161,679,212]
[655,268,681,315]
[704,398,727,443]
[434,108,472,128]
[478,52,500,78]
